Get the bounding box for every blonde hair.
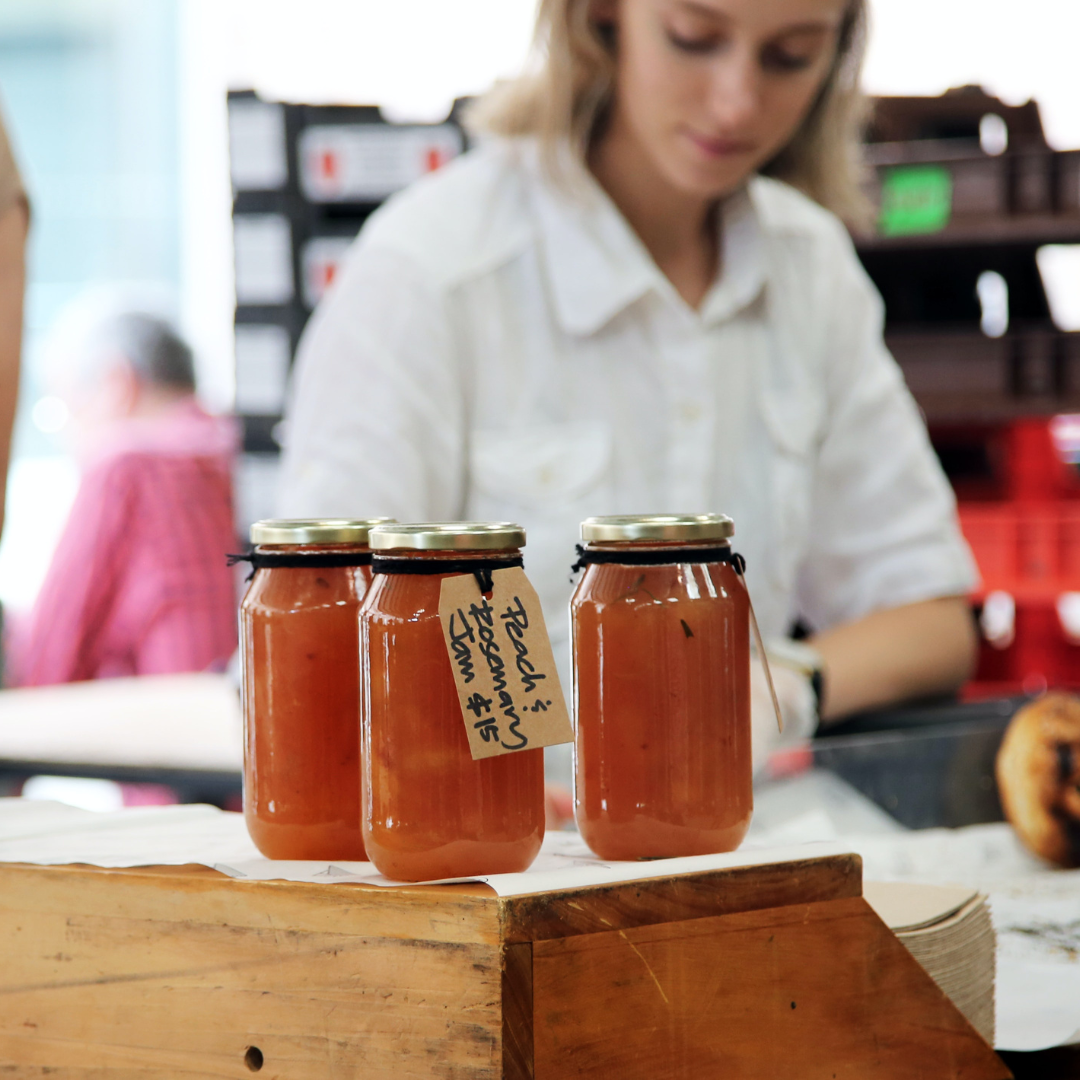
[469,0,871,226]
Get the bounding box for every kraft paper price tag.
[439,567,574,761]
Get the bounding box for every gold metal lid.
[250,518,395,546]
[580,514,734,542]
[370,522,526,552]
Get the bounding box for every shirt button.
[678,402,703,424]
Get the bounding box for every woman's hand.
[750,595,977,775]
[750,657,817,777]
[812,595,977,724]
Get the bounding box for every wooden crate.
[0,854,1009,1079]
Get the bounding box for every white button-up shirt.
[278,138,977,651]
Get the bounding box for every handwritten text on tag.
[438,567,574,761]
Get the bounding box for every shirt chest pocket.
[468,423,613,511]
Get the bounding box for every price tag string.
[732,556,784,735]
[373,555,524,597]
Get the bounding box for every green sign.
[879,165,953,237]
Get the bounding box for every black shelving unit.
[227,90,467,526]
[855,88,1080,424]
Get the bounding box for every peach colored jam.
[572,544,751,860]
[360,550,544,881]
[241,543,370,860]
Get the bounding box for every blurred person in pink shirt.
[10,313,239,685]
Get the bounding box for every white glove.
[750,655,818,778]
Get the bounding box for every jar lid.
[370,522,526,551]
[580,514,734,542]
[250,518,394,545]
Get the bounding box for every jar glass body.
[241,543,370,859]
[360,549,545,881]
[572,543,752,859]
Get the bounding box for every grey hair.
[86,313,196,391]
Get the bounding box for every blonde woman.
[279,0,978,773]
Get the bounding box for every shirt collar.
[700,185,767,327]
[523,140,767,336]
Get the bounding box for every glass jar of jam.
[360,522,545,881]
[240,518,392,860]
[571,514,751,860]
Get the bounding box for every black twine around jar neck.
[570,544,743,577]
[227,549,373,582]
[371,554,524,595]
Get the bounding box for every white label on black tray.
[233,215,294,306]
[298,124,463,203]
[301,236,356,309]
[228,100,288,192]
[234,325,291,414]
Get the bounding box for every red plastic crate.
[953,418,1080,695]
[958,502,1080,601]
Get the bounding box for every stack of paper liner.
[864,881,995,1045]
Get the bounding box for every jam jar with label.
[571,514,751,860]
[360,522,545,881]
[240,518,392,860]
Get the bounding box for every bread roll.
[996,693,1080,868]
